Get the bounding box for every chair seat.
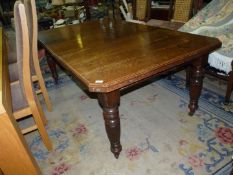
[208,52,233,74]
[10,82,28,112]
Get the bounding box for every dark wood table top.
[38,19,221,92]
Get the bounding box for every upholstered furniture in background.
[131,0,233,104]
[180,0,233,103]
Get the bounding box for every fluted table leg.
[97,90,122,159]
[189,57,205,116]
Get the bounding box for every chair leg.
[37,73,52,112]
[35,95,48,125]
[33,54,53,112]
[31,101,52,151]
[224,71,233,104]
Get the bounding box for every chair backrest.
[132,0,194,23]
[22,0,39,73]
[172,0,193,22]
[5,0,39,83]
[132,0,175,21]
[132,0,151,21]
[192,0,204,16]
[14,1,35,106]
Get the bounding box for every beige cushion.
[8,52,17,64]
[8,62,18,82]
[10,82,28,112]
[9,61,36,82]
[5,32,17,64]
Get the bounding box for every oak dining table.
[38,19,221,158]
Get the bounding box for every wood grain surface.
[39,19,221,92]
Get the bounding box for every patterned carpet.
[24,68,233,175]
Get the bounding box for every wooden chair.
[10,0,52,150]
[148,0,193,29]
[132,0,151,21]
[131,0,195,30]
[6,0,52,112]
[172,0,193,23]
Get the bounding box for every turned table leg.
[46,55,59,84]
[189,57,205,116]
[38,42,59,84]
[230,167,233,175]
[97,90,122,159]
